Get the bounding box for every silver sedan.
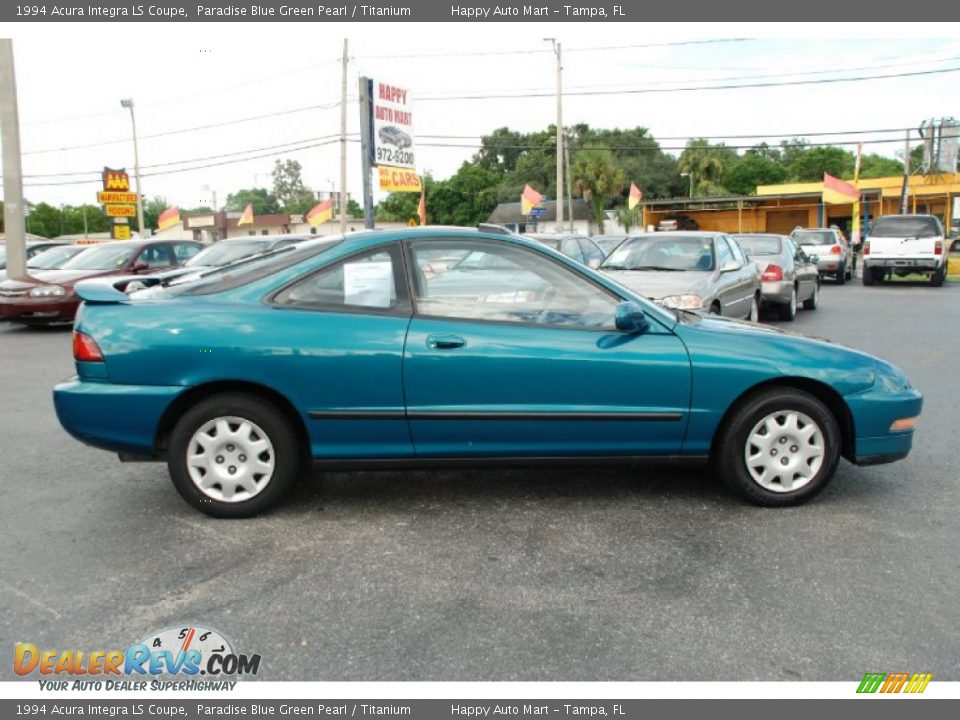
[732,234,820,321]
[599,231,762,321]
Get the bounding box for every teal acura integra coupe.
[54,226,922,517]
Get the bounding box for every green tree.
[23,202,62,238]
[786,146,854,182]
[225,188,281,215]
[571,147,625,233]
[143,196,169,232]
[271,159,316,212]
[613,206,643,234]
[859,154,903,179]
[346,199,364,219]
[724,153,788,195]
[678,139,735,196]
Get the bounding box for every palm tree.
[678,139,732,196]
[571,147,625,234]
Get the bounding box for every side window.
[174,243,201,262]
[273,247,404,312]
[715,237,734,267]
[138,244,174,268]
[559,237,585,264]
[726,236,747,265]
[577,237,605,267]
[410,240,619,329]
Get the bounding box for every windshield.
[600,235,715,272]
[60,243,134,271]
[869,216,942,238]
[528,235,561,250]
[185,240,273,267]
[791,230,836,246]
[28,245,86,269]
[733,235,782,255]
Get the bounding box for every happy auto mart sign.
[373,80,416,170]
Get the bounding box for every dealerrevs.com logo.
[15,626,260,690]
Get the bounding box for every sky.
[3,21,960,212]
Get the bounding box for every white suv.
[862,215,947,287]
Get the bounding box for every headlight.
[659,294,704,310]
[29,285,67,298]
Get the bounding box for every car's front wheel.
[715,388,841,506]
[168,394,301,517]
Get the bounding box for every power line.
[416,64,960,101]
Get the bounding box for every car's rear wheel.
[802,282,819,310]
[716,388,841,506]
[835,263,846,285]
[777,287,797,321]
[168,394,301,518]
[931,264,945,287]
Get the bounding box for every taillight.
[863,241,870,256]
[73,331,104,362]
[830,246,842,255]
[761,264,784,282]
[934,241,943,256]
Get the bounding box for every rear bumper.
[53,377,183,456]
[760,280,793,304]
[864,258,942,270]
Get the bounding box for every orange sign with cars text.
[378,166,422,193]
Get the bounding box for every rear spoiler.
[75,279,132,304]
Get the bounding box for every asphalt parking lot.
[1,279,958,682]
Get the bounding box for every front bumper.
[845,383,923,466]
[53,377,184,457]
[0,296,79,323]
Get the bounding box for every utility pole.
[120,98,146,236]
[358,76,375,229]
[563,137,573,232]
[0,39,29,281]
[900,130,910,215]
[545,38,563,232]
[339,39,349,236]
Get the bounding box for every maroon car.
[0,239,203,325]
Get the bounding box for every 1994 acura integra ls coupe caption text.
[53,227,922,517]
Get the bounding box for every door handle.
[426,334,465,350]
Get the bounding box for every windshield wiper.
[599,264,629,270]
[629,265,683,271]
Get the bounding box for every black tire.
[167,394,301,518]
[835,263,846,285]
[715,388,842,507]
[931,264,945,287]
[862,267,874,286]
[777,287,797,321]
[802,282,819,310]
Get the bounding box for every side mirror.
[809,255,819,264]
[587,258,601,269]
[719,260,742,273]
[615,300,650,335]
[132,260,149,272]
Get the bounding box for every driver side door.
[402,237,692,457]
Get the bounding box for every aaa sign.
[378,166,422,193]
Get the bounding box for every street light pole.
[545,38,563,232]
[120,98,146,236]
[681,172,693,198]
